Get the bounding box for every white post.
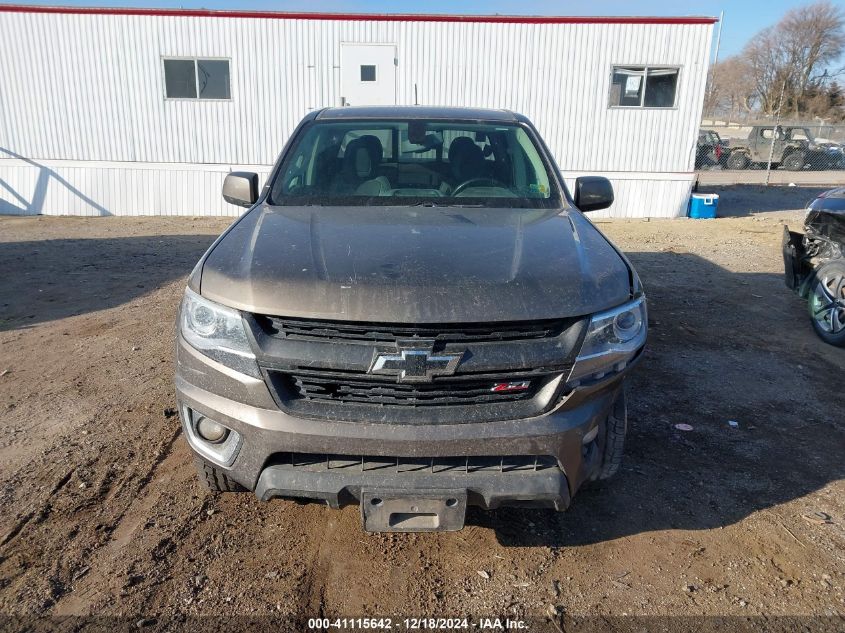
[765,81,787,187]
[706,12,724,111]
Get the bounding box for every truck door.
[757,128,774,161]
[757,127,786,162]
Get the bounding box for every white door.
[340,44,396,106]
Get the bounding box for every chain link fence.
[696,119,845,186]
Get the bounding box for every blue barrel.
[688,193,719,219]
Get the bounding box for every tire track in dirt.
[300,510,336,618]
[0,365,184,614]
[0,469,73,548]
[109,423,182,501]
[275,504,444,616]
[52,428,187,614]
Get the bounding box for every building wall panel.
[0,12,712,168]
[0,159,271,216]
[0,10,713,217]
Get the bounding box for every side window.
[277,127,324,195]
[609,66,679,108]
[163,60,197,99]
[760,128,785,141]
[610,67,644,107]
[197,60,230,99]
[164,58,230,100]
[511,128,551,198]
[643,68,678,107]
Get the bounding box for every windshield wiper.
[408,201,484,208]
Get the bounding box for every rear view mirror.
[573,176,614,212]
[408,121,428,145]
[222,172,259,207]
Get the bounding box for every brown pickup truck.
[174,106,648,532]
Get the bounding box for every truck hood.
[199,204,631,323]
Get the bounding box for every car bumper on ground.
[783,225,811,294]
[174,334,629,520]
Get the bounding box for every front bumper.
[783,225,811,294]
[175,334,631,511]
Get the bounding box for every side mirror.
[573,176,614,212]
[222,172,259,207]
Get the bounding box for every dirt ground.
[0,186,843,631]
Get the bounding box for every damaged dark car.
[783,187,845,346]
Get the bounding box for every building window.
[360,65,376,82]
[609,66,679,108]
[163,58,231,100]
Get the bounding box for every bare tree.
[743,25,792,115]
[780,1,845,115]
[706,1,845,119]
[705,57,756,119]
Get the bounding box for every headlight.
[179,287,261,378]
[568,297,647,384]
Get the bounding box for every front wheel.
[725,152,749,170]
[194,458,245,492]
[808,261,845,346]
[596,390,628,480]
[783,152,806,171]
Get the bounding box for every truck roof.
[316,106,519,121]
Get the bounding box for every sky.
[0,0,836,60]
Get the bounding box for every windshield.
[269,119,561,208]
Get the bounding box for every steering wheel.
[450,177,507,196]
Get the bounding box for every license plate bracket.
[360,489,467,532]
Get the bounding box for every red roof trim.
[0,5,719,25]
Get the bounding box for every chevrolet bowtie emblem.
[369,343,464,383]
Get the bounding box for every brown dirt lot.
[0,198,843,629]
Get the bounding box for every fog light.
[196,416,228,443]
[582,425,599,445]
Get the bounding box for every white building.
[0,6,715,218]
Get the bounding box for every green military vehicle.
[724,125,831,171]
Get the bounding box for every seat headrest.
[448,136,485,182]
[343,135,384,179]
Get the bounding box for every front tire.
[783,152,806,171]
[596,391,628,480]
[726,152,749,170]
[194,458,245,492]
[808,261,845,346]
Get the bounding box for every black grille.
[249,312,582,423]
[275,368,551,407]
[269,452,559,474]
[258,315,566,343]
